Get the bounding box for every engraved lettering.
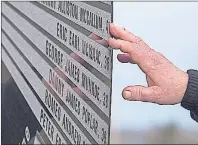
[82,40,101,65]
[69,30,80,51]
[65,59,80,83]
[80,8,103,30]
[81,72,100,101]
[65,89,80,115]
[49,68,64,97]
[46,39,63,68]
[41,1,56,10]
[82,106,98,136]
[40,109,54,141]
[62,114,81,144]
[57,22,67,42]
[57,1,79,20]
[45,89,61,121]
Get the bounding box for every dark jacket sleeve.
[181,69,198,122]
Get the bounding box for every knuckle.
[121,40,129,52]
[151,87,164,103]
[156,52,167,62]
[135,36,143,43]
[136,88,143,101]
[119,40,124,48]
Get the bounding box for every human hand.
[109,24,188,105]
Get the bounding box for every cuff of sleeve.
[190,111,198,122]
[181,69,198,111]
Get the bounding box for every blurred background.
[110,2,198,144]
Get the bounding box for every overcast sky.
[111,2,198,131]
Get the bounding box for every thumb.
[122,85,163,103]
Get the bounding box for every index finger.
[110,23,142,43]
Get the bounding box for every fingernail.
[108,37,113,41]
[108,38,115,43]
[111,23,118,29]
[110,24,115,32]
[123,91,131,100]
[110,23,114,27]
